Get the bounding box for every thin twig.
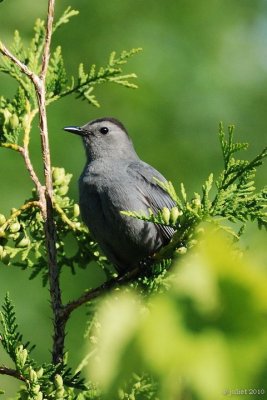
[221,146,267,190]
[59,227,190,323]
[0,201,41,232]
[0,366,26,383]
[22,147,45,204]
[61,266,140,320]
[54,202,80,231]
[44,72,119,108]
[0,142,45,212]
[41,0,55,80]
[22,111,46,211]
[0,41,40,87]
[0,46,44,207]
[59,216,197,322]
[0,142,23,152]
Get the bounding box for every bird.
[64,117,176,274]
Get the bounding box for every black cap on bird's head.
[64,117,137,161]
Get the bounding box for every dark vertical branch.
[37,0,64,364]
[1,0,65,364]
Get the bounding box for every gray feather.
[65,117,177,273]
[127,160,176,241]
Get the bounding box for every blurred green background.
[0,0,266,397]
[87,232,267,399]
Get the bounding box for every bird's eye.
[99,127,109,135]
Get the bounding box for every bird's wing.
[127,160,176,241]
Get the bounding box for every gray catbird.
[64,117,175,273]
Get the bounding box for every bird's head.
[64,117,138,161]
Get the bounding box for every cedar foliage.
[0,3,266,400]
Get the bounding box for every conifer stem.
[0,0,63,364]
[0,366,26,383]
[62,267,140,319]
[0,42,38,84]
[37,0,63,365]
[0,201,41,232]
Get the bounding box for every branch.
[0,366,26,383]
[60,214,200,322]
[60,227,191,322]
[0,41,40,87]
[0,45,43,203]
[0,142,45,213]
[22,146,45,205]
[54,268,141,369]
[0,45,44,204]
[1,0,62,365]
[41,0,55,80]
[61,267,141,320]
[54,202,80,231]
[22,111,46,210]
[0,142,23,152]
[0,200,41,232]
[221,146,267,190]
[37,0,63,365]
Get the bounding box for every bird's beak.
[63,126,86,137]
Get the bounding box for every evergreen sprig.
[118,374,158,400]
[53,6,79,33]
[74,48,142,107]
[1,1,266,398]
[0,87,32,144]
[122,124,267,256]
[211,123,267,228]
[0,1,142,376]
[0,293,26,362]
[0,7,141,145]
[0,167,108,286]
[45,47,142,108]
[0,294,87,399]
